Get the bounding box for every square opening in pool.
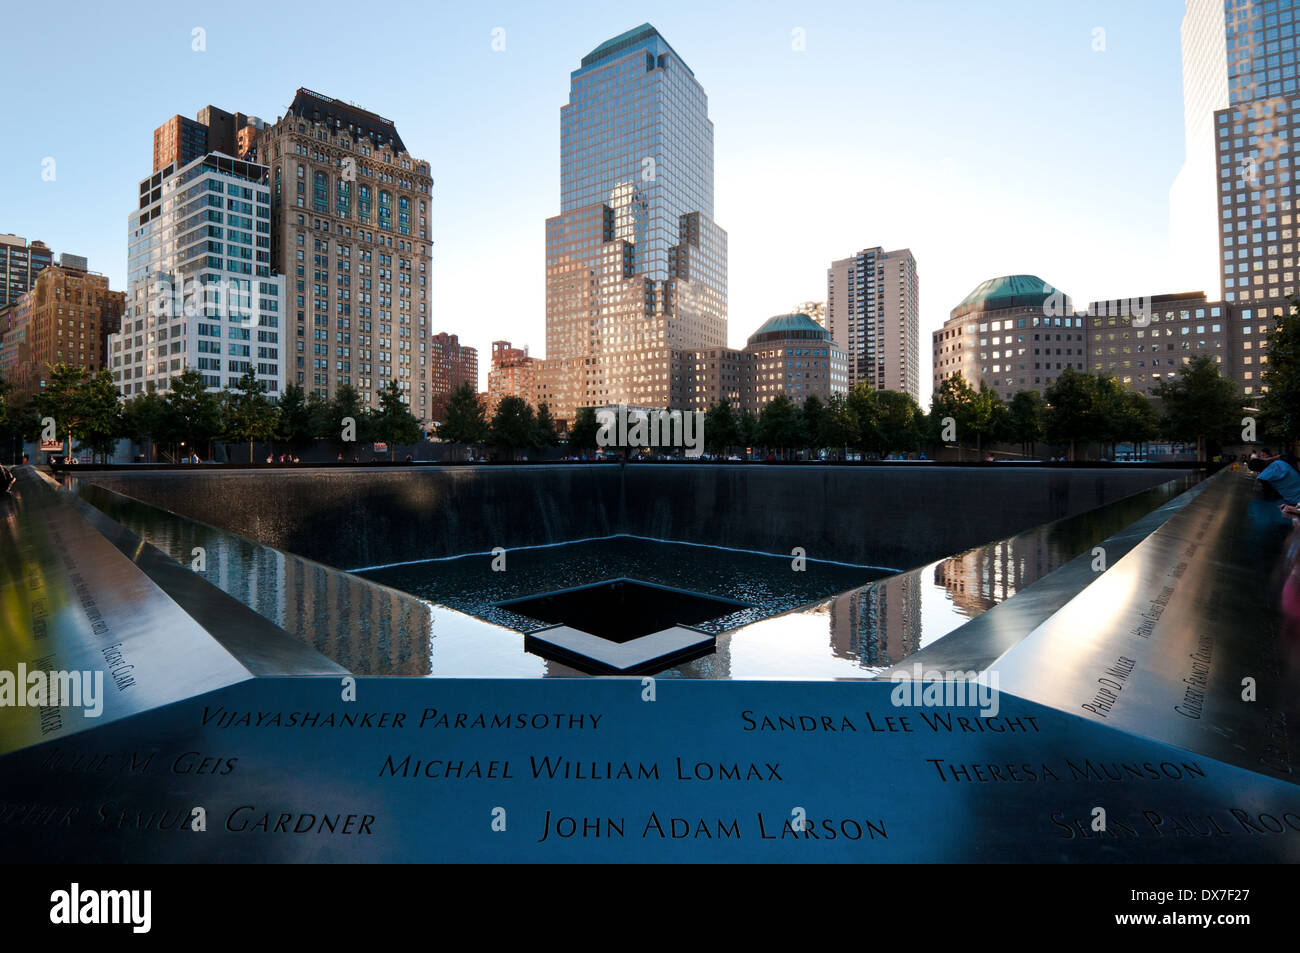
[496,578,752,643]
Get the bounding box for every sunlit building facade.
[110,152,285,397]
[826,247,919,401]
[541,24,728,424]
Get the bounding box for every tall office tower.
[541,24,728,424]
[825,247,920,401]
[0,235,54,307]
[1170,0,1231,297]
[429,332,477,420]
[260,89,434,422]
[6,263,123,399]
[109,153,285,397]
[1216,0,1300,298]
[153,107,264,173]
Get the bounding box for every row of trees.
[3,304,1297,464]
[0,366,424,462]
[437,387,560,458]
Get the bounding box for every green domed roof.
[747,312,829,344]
[952,275,1069,318]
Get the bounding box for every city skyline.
[0,0,1189,405]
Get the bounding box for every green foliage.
[703,400,739,453]
[489,395,537,458]
[1260,300,1300,446]
[1006,390,1046,452]
[756,394,803,456]
[33,364,91,455]
[534,403,559,449]
[223,369,280,462]
[373,379,423,458]
[161,368,222,457]
[567,406,600,452]
[327,382,371,450]
[277,383,316,450]
[1154,355,1243,456]
[121,386,167,459]
[75,370,123,461]
[872,389,925,456]
[438,383,489,447]
[1044,368,1102,455]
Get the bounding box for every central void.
[358,537,890,637]
[498,578,752,642]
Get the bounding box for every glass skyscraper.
[110,152,285,397]
[541,24,728,422]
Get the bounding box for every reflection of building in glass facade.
[540,24,727,424]
[826,247,919,401]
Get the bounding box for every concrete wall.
[82,465,1193,572]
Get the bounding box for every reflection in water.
[65,478,432,675]
[823,476,1200,671]
[65,472,1197,679]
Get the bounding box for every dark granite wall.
[83,465,1193,571]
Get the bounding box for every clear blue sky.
[0,0,1187,403]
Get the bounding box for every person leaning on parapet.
[1256,452,1300,511]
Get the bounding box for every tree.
[161,368,221,461]
[756,394,803,458]
[1006,390,1046,457]
[33,363,91,457]
[820,393,855,458]
[704,400,739,454]
[846,385,879,456]
[534,402,559,450]
[874,390,924,457]
[928,373,977,458]
[567,406,600,454]
[1260,300,1300,451]
[1114,389,1158,456]
[0,374,39,464]
[223,369,280,463]
[490,396,537,459]
[373,379,423,460]
[277,383,316,451]
[799,395,828,454]
[438,383,489,449]
[327,382,370,453]
[1044,368,1101,460]
[122,386,168,462]
[737,409,759,455]
[1154,355,1242,460]
[75,370,123,462]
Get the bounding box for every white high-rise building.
[826,247,919,402]
[111,152,285,397]
[1169,0,1230,299]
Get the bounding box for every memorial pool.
[62,468,1200,678]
